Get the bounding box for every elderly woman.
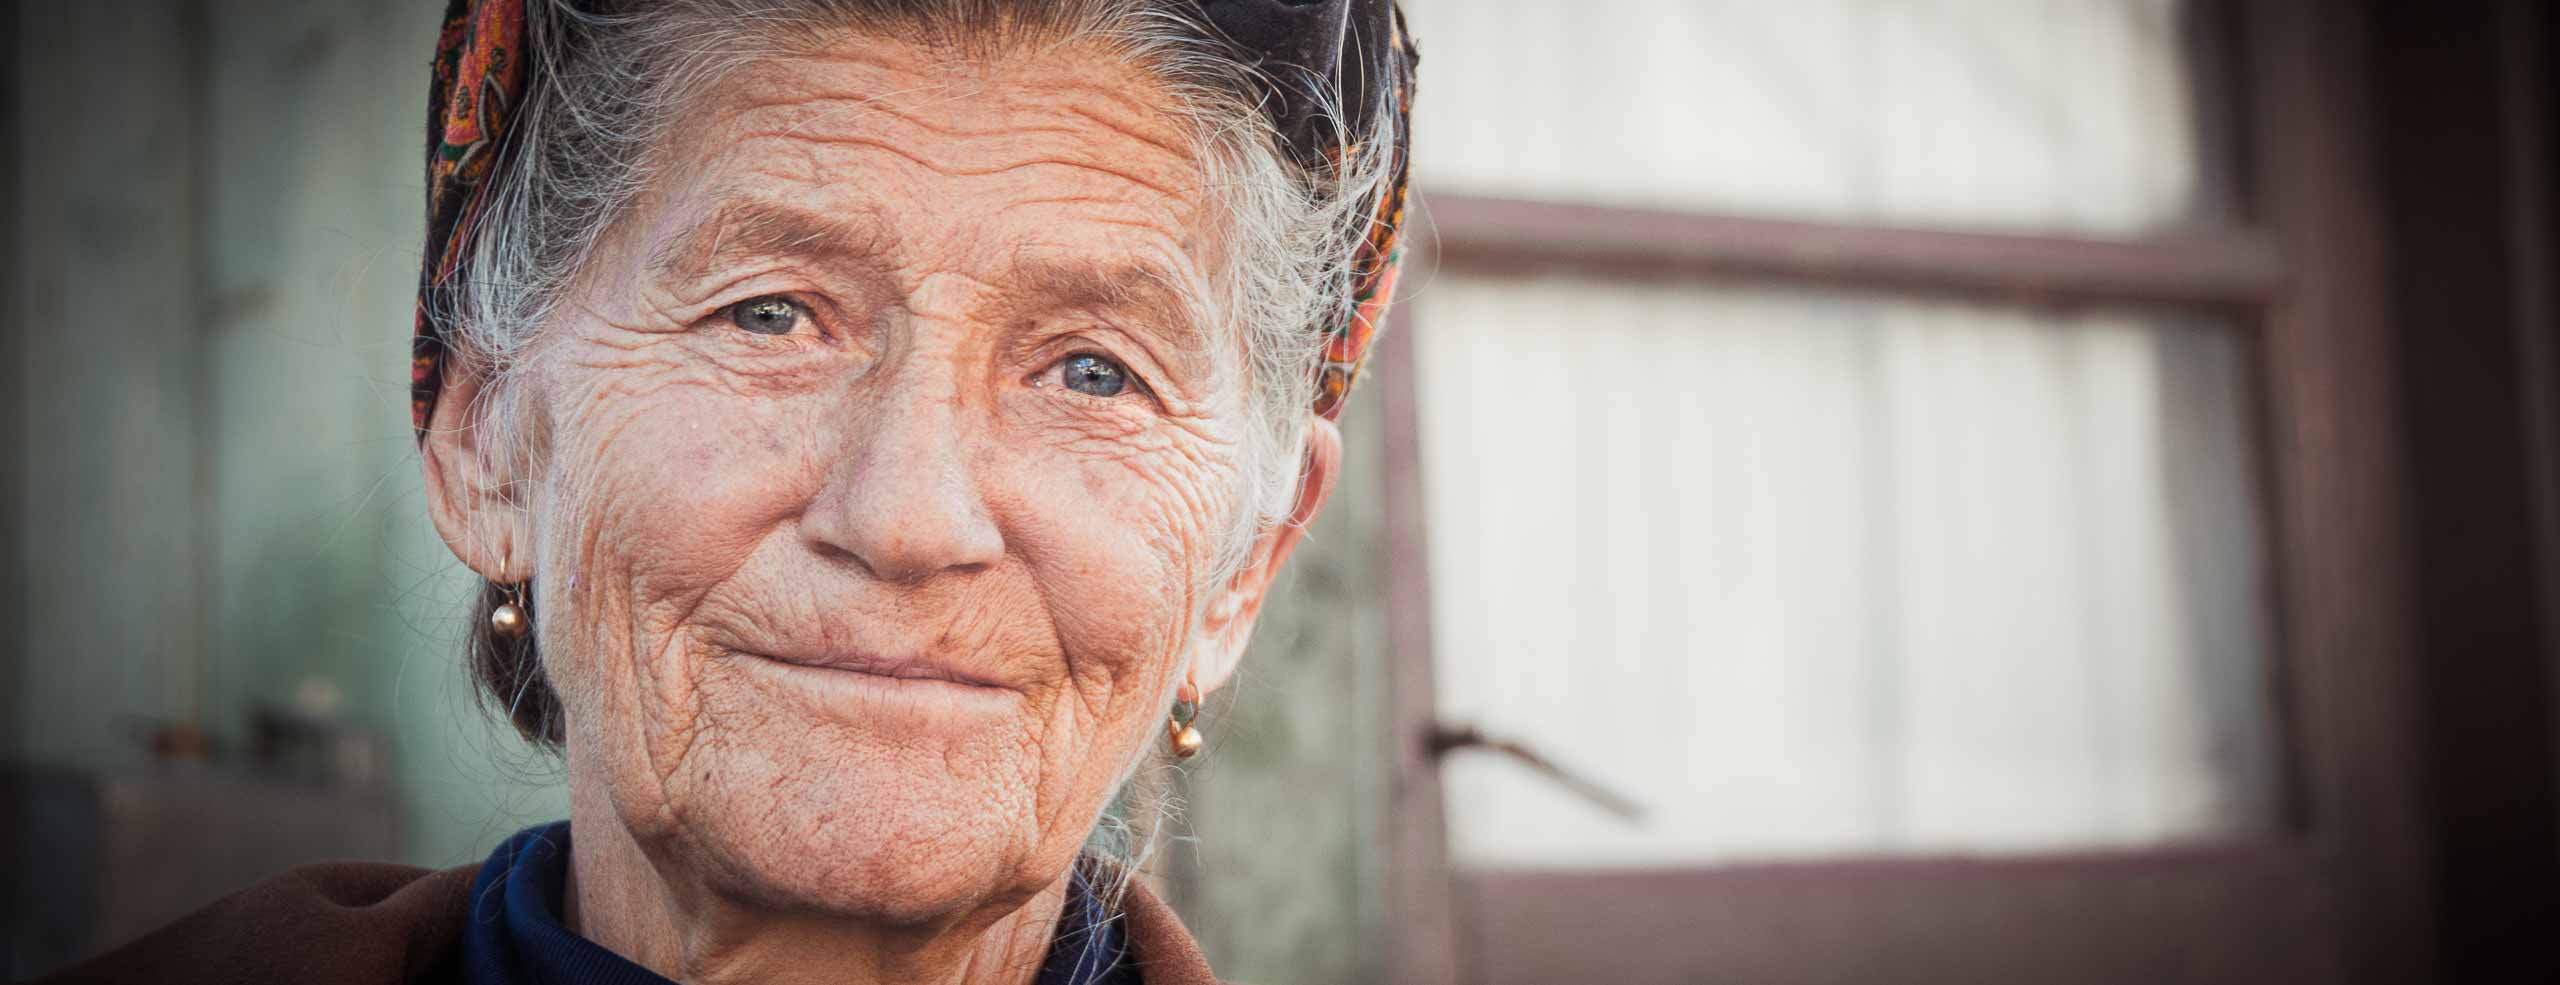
[51,1,1413,983]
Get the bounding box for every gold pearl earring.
[490,590,530,639]
[490,557,530,639]
[1166,682,1203,759]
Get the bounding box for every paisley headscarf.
[410,0,1416,434]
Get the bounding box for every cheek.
[981,436,1238,858]
[556,353,824,588]
[995,422,1241,688]
[537,352,830,739]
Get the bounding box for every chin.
[657,689,1059,923]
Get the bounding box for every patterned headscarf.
[411,0,1416,434]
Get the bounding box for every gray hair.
[435,0,1399,878]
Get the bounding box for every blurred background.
[4,0,2557,983]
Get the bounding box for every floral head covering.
[411,0,1416,433]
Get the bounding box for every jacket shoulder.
[1113,872,1230,985]
[36,860,479,985]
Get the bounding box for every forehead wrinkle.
[776,30,1195,140]
[830,92,1098,145]
[708,58,1201,201]
[737,118,1194,207]
[837,83,1191,165]
[1058,102,1189,161]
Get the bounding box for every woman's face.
[428,36,1329,920]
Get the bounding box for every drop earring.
[1166,682,1204,759]
[490,556,530,639]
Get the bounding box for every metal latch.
[1426,722,1647,823]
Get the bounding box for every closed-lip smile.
[739,646,1008,692]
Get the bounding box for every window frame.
[1376,2,2433,982]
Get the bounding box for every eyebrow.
[649,200,896,282]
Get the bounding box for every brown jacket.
[39,862,1223,985]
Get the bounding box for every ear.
[420,363,534,583]
[1190,417,1343,696]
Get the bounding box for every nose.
[800,380,1004,584]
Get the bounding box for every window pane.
[1416,274,2281,867]
[1401,0,2225,235]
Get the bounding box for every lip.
[733,646,1010,693]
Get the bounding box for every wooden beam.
[2376,0,2560,981]
[1377,304,1462,985]
[2496,0,2560,869]
[2247,0,2434,981]
[1419,192,2287,311]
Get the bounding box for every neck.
[563,772,1067,985]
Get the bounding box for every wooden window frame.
[1376,3,2431,983]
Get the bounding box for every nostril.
[797,512,886,578]
[803,530,877,577]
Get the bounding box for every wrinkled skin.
[422,34,1338,985]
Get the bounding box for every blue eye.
[1062,354,1128,397]
[725,295,807,335]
